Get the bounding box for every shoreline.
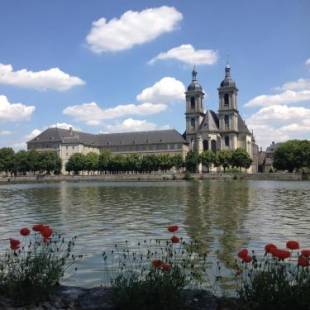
[0,172,307,185]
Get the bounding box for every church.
[27,65,258,173]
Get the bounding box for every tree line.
[185,148,252,173]
[0,148,62,175]
[273,140,310,172]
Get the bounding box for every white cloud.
[0,130,11,136]
[136,77,185,104]
[86,6,182,53]
[49,122,78,130]
[149,44,218,65]
[26,129,42,141]
[247,105,310,148]
[103,118,169,133]
[0,95,35,122]
[0,64,85,91]
[245,77,310,107]
[305,58,310,66]
[63,102,167,126]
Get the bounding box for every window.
[190,118,195,129]
[211,140,217,152]
[203,140,209,151]
[225,136,230,147]
[224,115,229,129]
[190,97,195,110]
[224,94,229,106]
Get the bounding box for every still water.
[0,180,309,287]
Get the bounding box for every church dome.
[220,64,236,88]
[187,67,203,91]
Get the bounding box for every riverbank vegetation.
[0,224,309,309]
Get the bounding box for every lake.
[0,180,309,288]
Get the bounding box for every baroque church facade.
[27,65,258,173]
[185,65,257,171]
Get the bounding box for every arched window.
[190,118,195,129]
[225,136,230,147]
[190,97,195,110]
[203,140,209,151]
[211,140,217,152]
[224,94,229,106]
[224,115,229,129]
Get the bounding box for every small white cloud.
[0,64,85,91]
[103,118,169,133]
[136,77,185,104]
[0,130,11,136]
[305,58,310,66]
[0,95,35,122]
[49,122,79,130]
[149,44,218,65]
[26,129,42,141]
[245,77,310,107]
[63,102,167,126]
[86,6,182,53]
[247,104,310,148]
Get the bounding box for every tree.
[84,152,99,174]
[172,154,184,170]
[231,148,252,171]
[199,150,216,172]
[185,151,199,173]
[158,154,173,172]
[0,147,15,175]
[273,140,310,172]
[38,151,62,174]
[65,153,86,174]
[14,150,30,175]
[125,154,141,173]
[98,151,111,173]
[215,150,233,172]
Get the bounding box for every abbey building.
[27,65,258,173]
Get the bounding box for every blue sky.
[0,0,309,149]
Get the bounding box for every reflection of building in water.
[183,180,250,268]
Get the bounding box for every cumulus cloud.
[86,6,182,53]
[103,118,169,133]
[63,102,167,126]
[0,64,85,91]
[26,129,42,141]
[245,77,310,107]
[136,77,185,104]
[0,95,35,122]
[247,105,310,148]
[149,44,218,65]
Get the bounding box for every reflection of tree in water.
[184,180,251,269]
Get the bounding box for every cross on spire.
[192,65,197,81]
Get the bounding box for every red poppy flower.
[286,240,300,250]
[10,238,20,250]
[40,226,53,239]
[265,243,277,254]
[301,249,310,257]
[152,259,163,268]
[171,235,180,243]
[160,263,172,272]
[298,255,309,267]
[168,225,179,233]
[273,249,291,260]
[238,249,248,259]
[242,255,252,263]
[32,224,45,232]
[20,227,30,236]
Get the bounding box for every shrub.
[235,241,310,310]
[0,225,76,305]
[104,225,208,310]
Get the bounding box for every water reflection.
[0,180,309,287]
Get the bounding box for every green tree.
[84,152,99,174]
[158,154,173,172]
[98,151,111,173]
[185,151,199,173]
[14,150,30,175]
[199,150,216,172]
[171,154,184,170]
[125,154,141,173]
[215,150,233,172]
[38,151,61,174]
[231,148,252,171]
[65,153,85,174]
[27,149,41,173]
[273,140,310,172]
[0,147,15,175]
[141,155,160,172]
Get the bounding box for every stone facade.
[185,65,258,172]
